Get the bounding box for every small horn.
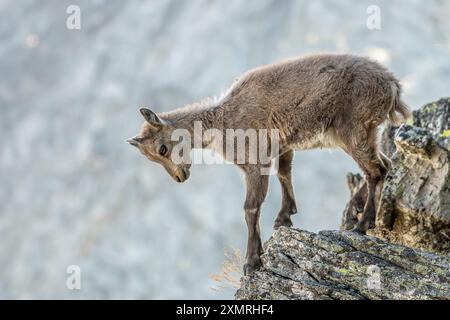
[139,108,163,130]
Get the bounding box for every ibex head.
[126,108,191,183]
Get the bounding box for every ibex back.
[127,53,411,275]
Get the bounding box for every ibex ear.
[139,108,163,130]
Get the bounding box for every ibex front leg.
[274,150,297,229]
[243,168,268,275]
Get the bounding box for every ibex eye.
[159,144,168,156]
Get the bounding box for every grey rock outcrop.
[235,227,449,300]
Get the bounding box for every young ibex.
[127,54,410,275]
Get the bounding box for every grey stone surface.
[412,98,450,151]
[236,227,450,300]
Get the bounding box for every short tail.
[387,82,412,125]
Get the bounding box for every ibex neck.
[160,97,224,147]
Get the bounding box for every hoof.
[273,215,293,230]
[341,221,357,231]
[243,257,262,275]
[341,207,359,231]
[352,217,375,234]
[351,225,367,235]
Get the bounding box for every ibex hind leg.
[341,127,385,234]
[342,150,390,231]
[342,181,367,230]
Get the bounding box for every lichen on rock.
[235,227,450,300]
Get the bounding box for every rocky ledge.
[235,227,449,300]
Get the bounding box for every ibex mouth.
[174,167,190,183]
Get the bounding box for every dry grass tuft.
[209,247,244,293]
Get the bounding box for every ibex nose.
[126,137,139,147]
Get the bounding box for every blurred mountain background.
[0,0,449,299]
